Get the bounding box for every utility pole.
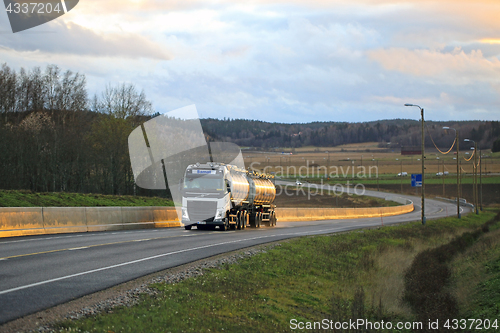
[475,142,478,214]
[421,108,425,224]
[400,159,403,194]
[480,149,483,211]
[464,139,478,214]
[457,130,460,218]
[442,159,445,197]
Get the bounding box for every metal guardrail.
[435,197,475,209]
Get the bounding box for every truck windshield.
[184,176,223,191]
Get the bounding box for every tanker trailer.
[181,162,277,231]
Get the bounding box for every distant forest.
[0,63,499,196]
[201,118,500,152]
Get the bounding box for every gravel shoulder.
[1,241,284,333]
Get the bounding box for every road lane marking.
[0,234,84,245]
[0,226,358,296]
[0,235,185,260]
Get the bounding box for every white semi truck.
[181,163,277,231]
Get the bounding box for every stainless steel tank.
[228,170,250,204]
[248,177,276,205]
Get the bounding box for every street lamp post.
[405,104,426,225]
[443,127,460,218]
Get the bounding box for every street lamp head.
[442,126,450,130]
[404,103,413,106]
[464,139,470,142]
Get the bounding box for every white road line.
[0,227,348,296]
[68,247,89,251]
[0,234,84,245]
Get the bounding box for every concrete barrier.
[120,207,156,230]
[276,201,414,222]
[0,207,44,237]
[0,200,413,237]
[0,206,181,238]
[42,207,88,234]
[86,207,125,232]
[153,207,181,228]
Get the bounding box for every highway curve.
[0,184,471,325]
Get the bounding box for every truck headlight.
[215,209,224,220]
[182,208,189,220]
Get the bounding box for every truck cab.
[181,163,231,230]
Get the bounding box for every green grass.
[0,190,174,207]
[448,214,500,329]
[53,211,498,333]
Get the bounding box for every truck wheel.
[237,212,242,230]
[249,213,255,228]
[221,218,229,231]
[184,225,192,230]
[242,212,247,229]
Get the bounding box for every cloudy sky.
[1,0,499,123]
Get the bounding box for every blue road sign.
[411,174,422,187]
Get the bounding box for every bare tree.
[0,64,17,120]
[98,83,153,119]
[44,64,61,111]
[57,70,87,111]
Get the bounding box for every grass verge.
[54,211,497,333]
[0,190,174,207]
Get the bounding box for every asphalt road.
[0,185,471,325]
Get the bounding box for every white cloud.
[368,47,500,83]
[1,0,500,122]
[0,21,172,60]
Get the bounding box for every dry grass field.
[242,143,500,177]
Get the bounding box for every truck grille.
[187,201,217,222]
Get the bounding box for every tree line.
[202,118,499,152]
[0,63,159,197]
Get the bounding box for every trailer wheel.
[256,213,261,228]
[237,212,242,230]
[242,212,247,229]
[271,211,276,226]
[249,213,255,228]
